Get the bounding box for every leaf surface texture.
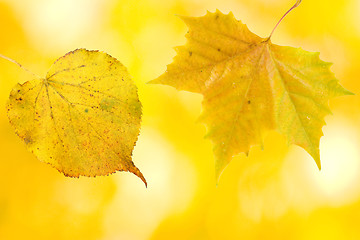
[7,49,146,185]
[151,10,352,180]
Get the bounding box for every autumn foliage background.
[0,0,359,239]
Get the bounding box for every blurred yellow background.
[0,0,359,239]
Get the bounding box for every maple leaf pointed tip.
[308,149,321,171]
[343,88,355,96]
[316,159,321,171]
[178,15,193,25]
[215,156,231,184]
[332,85,355,97]
[147,78,160,84]
[175,13,185,19]
[215,167,224,185]
[148,73,168,85]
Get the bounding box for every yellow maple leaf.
[150,2,353,181]
[6,49,146,186]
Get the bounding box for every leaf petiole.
[268,0,302,39]
[0,53,41,78]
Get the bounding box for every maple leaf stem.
[0,53,41,78]
[268,0,302,39]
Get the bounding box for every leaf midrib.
[266,43,317,155]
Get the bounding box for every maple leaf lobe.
[150,10,352,181]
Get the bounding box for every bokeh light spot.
[311,120,360,206]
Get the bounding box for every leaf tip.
[174,13,183,18]
[215,168,223,186]
[177,14,192,24]
[311,151,321,171]
[147,76,163,85]
[214,156,231,184]
[333,85,355,97]
[343,89,355,96]
[316,159,321,171]
[130,167,148,188]
[142,178,148,188]
[147,79,158,85]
